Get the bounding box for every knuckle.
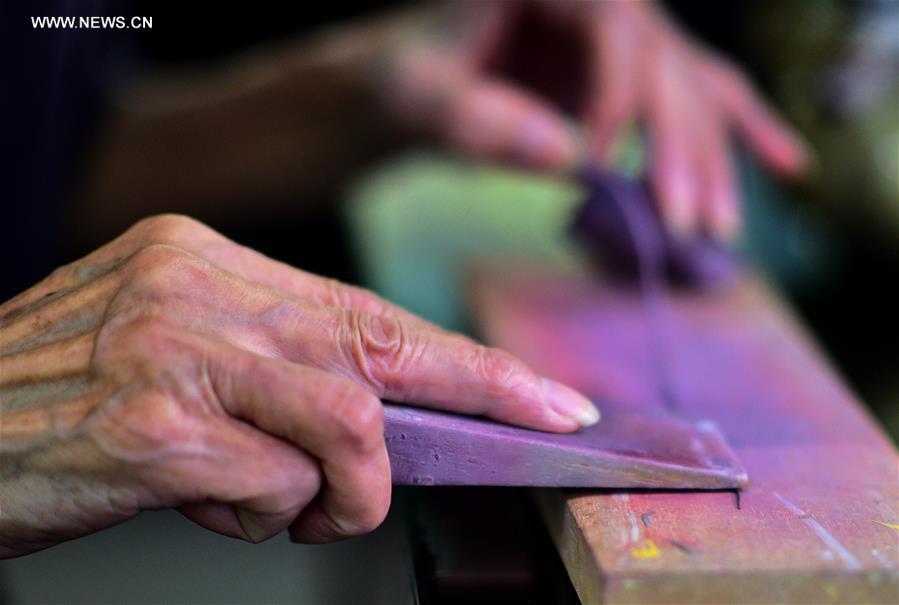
[319,278,345,307]
[122,244,209,293]
[46,262,73,282]
[95,310,192,374]
[341,284,389,317]
[126,243,190,274]
[114,311,174,342]
[317,280,390,317]
[345,311,416,393]
[130,214,210,247]
[92,388,194,462]
[325,383,385,455]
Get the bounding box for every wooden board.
[469,266,899,604]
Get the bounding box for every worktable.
[469,264,899,604]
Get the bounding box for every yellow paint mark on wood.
[872,520,899,531]
[631,539,661,559]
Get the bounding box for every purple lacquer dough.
[572,169,739,288]
[384,403,746,488]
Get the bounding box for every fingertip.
[735,102,814,179]
[288,500,389,545]
[763,131,811,178]
[783,135,816,178]
[517,114,579,170]
[662,179,696,239]
[236,507,286,544]
[448,79,581,171]
[288,507,344,544]
[541,378,600,430]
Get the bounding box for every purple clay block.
[384,402,747,488]
[572,169,739,288]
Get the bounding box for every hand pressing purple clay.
[571,169,739,289]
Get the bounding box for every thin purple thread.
[593,178,680,412]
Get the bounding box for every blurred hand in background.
[383,0,811,240]
[80,1,810,245]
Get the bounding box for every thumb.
[441,76,580,170]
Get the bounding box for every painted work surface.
[470,267,899,604]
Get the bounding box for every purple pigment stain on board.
[384,402,747,488]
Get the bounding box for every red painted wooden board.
[469,266,899,604]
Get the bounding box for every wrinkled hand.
[0,215,597,558]
[382,0,809,239]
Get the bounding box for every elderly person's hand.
[383,0,810,240]
[0,215,597,558]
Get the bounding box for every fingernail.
[519,116,577,168]
[542,378,600,427]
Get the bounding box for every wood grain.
[469,267,899,604]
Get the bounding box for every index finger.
[275,304,600,432]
